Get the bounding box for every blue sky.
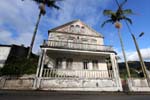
[0,0,150,61]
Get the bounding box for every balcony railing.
[42,40,114,52]
[42,69,113,79]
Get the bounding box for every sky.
[0,0,150,62]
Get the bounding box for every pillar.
[36,49,47,89]
[33,49,44,89]
[110,53,122,91]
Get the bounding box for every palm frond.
[123,9,133,15]
[101,19,113,27]
[124,17,132,24]
[119,16,132,24]
[119,0,127,8]
[103,10,115,16]
[32,0,61,9]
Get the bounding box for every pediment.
[49,20,103,37]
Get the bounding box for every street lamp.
[131,32,150,84]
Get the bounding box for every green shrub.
[1,56,38,76]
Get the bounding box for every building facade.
[0,45,11,68]
[35,20,122,91]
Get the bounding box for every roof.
[48,19,104,38]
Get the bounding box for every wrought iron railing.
[42,40,114,52]
[42,69,113,79]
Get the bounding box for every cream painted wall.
[46,53,108,71]
[48,32,104,45]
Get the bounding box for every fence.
[43,40,113,52]
[42,69,113,79]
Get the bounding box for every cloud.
[117,48,150,62]
[45,0,111,27]
[0,0,111,53]
[0,0,39,33]
[0,29,43,53]
[0,0,42,53]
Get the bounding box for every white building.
[0,45,11,68]
[35,20,122,91]
[0,44,29,68]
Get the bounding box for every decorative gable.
[49,20,103,37]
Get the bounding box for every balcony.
[42,68,113,79]
[42,40,114,52]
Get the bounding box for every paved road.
[0,90,150,100]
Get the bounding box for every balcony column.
[33,48,44,89]
[36,49,47,89]
[110,54,122,89]
[62,58,66,69]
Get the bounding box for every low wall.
[37,78,122,91]
[127,78,150,91]
[0,76,34,90]
[0,76,123,91]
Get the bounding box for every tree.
[101,0,133,78]
[1,56,38,76]
[22,0,62,59]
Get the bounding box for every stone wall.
[0,76,34,90]
[127,78,150,91]
[37,78,122,91]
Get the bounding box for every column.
[110,54,117,78]
[33,48,43,89]
[37,49,47,89]
[110,54,122,91]
[39,49,47,77]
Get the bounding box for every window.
[70,25,74,32]
[92,60,98,70]
[55,58,62,69]
[91,39,97,44]
[83,60,89,69]
[81,26,85,33]
[66,58,73,69]
[75,25,80,33]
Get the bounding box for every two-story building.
[34,20,122,91]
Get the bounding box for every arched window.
[81,26,85,33]
[75,25,80,33]
[70,25,74,32]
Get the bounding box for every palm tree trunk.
[27,10,42,59]
[117,28,131,78]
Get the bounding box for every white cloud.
[117,48,150,62]
[0,29,43,53]
[45,0,111,27]
[0,0,42,53]
[0,0,39,33]
[0,0,111,53]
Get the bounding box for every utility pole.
[131,34,150,85]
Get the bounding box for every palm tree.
[22,0,62,59]
[101,0,133,78]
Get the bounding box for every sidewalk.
[1,89,150,95]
